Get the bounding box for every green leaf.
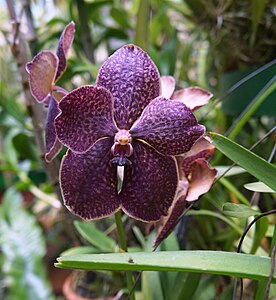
[223,203,260,218]
[134,0,150,50]
[0,188,53,300]
[210,132,276,191]
[74,220,116,252]
[56,251,276,282]
[251,217,269,254]
[174,272,201,300]
[142,271,164,300]
[244,182,275,193]
[215,166,247,177]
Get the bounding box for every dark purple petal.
[130,96,205,156]
[60,138,120,220]
[153,180,189,248]
[120,140,178,222]
[185,159,217,201]
[96,44,160,129]
[55,86,118,153]
[45,95,62,162]
[55,22,75,81]
[160,76,175,99]
[171,87,213,111]
[26,51,58,102]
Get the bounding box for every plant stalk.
[114,211,135,300]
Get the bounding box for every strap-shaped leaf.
[210,132,276,191]
[56,251,276,282]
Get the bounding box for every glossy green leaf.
[223,203,260,218]
[215,166,247,177]
[56,251,276,282]
[244,182,275,193]
[74,220,116,252]
[251,217,269,254]
[61,246,101,256]
[134,0,149,50]
[210,132,276,191]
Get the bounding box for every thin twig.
[265,243,276,300]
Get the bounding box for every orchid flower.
[54,44,206,222]
[26,22,75,162]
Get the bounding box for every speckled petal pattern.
[160,76,175,99]
[26,51,58,102]
[120,140,178,222]
[60,138,120,220]
[130,97,205,156]
[55,86,118,153]
[96,44,160,129]
[45,96,62,162]
[171,87,213,111]
[55,22,75,81]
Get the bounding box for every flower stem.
[114,211,135,300]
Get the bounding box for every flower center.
[111,129,133,166]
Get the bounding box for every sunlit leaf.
[223,203,260,218]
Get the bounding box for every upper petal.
[160,76,175,99]
[120,140,178,222]
[96,44,160,129]
[55,85,118,153]
[26,51,58,102]
[60,138,120,220]
[130,97,205,156]
[45,95,62,162]
[171,87,213,111]
[55,21,75,81]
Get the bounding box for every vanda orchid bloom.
[54,44,207,222]
[26,22,75,162]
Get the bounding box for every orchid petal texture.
[56,44,208,222]
[130,97,205,155]
[97,44,160,129]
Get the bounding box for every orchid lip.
[111,129,133,166]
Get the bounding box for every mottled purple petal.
[26,51,58,103]
[186,159,217,201]
[55,22,75,81]
[171,87,213,111]
[153,180,189,247]
[178,137,216,178]
[120,141,178,222]
[160,76,175,99]
[96,44,160,129]
[60,138,120,220]
[45,96,62,162]
[55,86,118,153]
[130,97,205,155]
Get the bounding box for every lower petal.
[60,138,120,220]
[120,140,178,222]
[153,180,189,248]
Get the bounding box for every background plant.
[0,0,275,299]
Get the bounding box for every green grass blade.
[210,132,276,191]
[56,251,276,282]
[134,0,149,50]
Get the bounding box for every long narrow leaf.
[210,132,276,191]
[56,251,276,282]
